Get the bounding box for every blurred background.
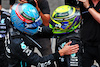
[1,0,64,15]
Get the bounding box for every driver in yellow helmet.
[49,5,82,67]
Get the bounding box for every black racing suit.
[3,11,60,67]
[0,11,8,67]
[64,1,83,67]
[80,0,100,67]
[55,29,82,67]
[65,0,81,7]
[0,0,1,5]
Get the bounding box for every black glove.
[36,26,53,38]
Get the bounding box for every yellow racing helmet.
[49,5,81,34]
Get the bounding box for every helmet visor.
[25,16,42,29]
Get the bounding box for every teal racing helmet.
[49,5,81,34]
[10,3,42,35]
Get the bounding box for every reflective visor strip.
[35,16,41,22]
[30,16,42,27]
[50,17,70,30]
[35,16,42,26]
[25,16,42,29]
[15,3,33,23]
